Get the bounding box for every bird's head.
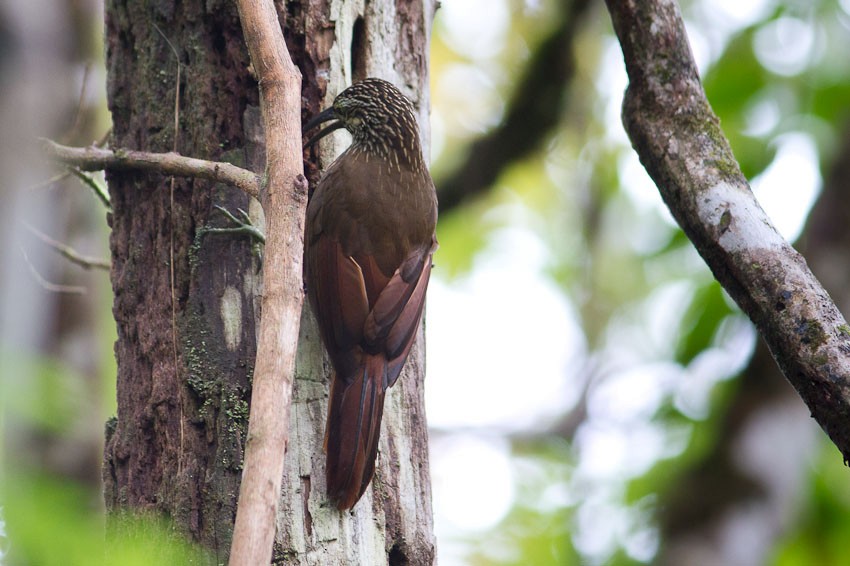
[304,78,422,164]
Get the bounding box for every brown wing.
[306,234,372,379]
[360,245,434,387]
[306,235,434,509]
[305,149,437,509]
[306,232,434,383]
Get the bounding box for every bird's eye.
[348,116,362,127]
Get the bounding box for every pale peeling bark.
[273,1,437,564]
[604,0,850,459]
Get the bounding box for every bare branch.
[228,0,306,564]
[43,139,262,200]
[205,205,266,244]
[28,171,71,191]
[68,167,110,209]
[604,0,850,459]
[19,247,87,295]
[24,222,110,270]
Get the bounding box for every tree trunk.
[102,0,436,563]
[102,0,261,558]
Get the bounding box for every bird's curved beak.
[303,107,345,148]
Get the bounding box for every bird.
[303,78,438,510]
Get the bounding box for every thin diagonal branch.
[604,0,850,460]
[656,124,850,563]
[24,222,110,270]
[68,167,110,209]
[44,139,261,199]
[19,247,87,294]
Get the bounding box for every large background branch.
[229,0,306,564]
[656,120,850,566]
[603,0,850,459]
[436,0,592,214]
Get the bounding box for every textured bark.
[102,1,261,559]
[102,0,436,563]
[604,0,850,461]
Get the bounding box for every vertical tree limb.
[229,1,307,564]
[603,0,850,459]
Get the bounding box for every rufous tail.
[324,355,387,510]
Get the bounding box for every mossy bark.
[102,0,260,558]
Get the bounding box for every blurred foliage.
[773,447,850,565]
[463,441,578,566]
[2,354,85,435]
[674,283,734,365]
[1,350,208,565]
[2,473,211,566]
[431,0,850,564]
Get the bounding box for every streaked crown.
[332,78,424,167]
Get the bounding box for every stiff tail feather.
[324,355,387,510]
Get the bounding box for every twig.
[43,139,261,200]
[19,247,87,295]
[68,167,110,209]
[604,0,850,460]
[63,62,91,144]
[207,205,266,244]
[228,0,307,564]
[24,222,110,270]
[28,171,71,191]
[33,131,112,192]
[153,23,183,155]
[95,128,112,148]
